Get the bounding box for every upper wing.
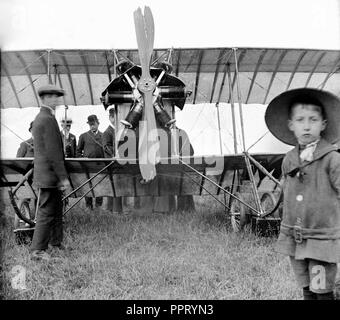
[1,48,339,108]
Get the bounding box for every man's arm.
[16,142,27,157]
[76,134,84,157]
[43,118,68,183]
[102,130,113,157]
[71,135,77,157]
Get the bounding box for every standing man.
[16,121,34,157]
[176,127,195,212]
[30,84,72,261]
[102,107,123,214]
[77,115,104,210]
[60,118,77,158]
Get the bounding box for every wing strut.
[178,158,261,215]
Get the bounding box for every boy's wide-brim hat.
[265,88,340,146]
[37,84,65,97]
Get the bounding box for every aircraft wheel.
[14,199,35,229]
[260,192,281,219]
[230,192,251,232]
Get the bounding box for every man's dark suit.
[151,127,195,213]
[102,125,115,158]
[30,106,68,251]
[16,138,34,157]
[76,130,104,209]
[176,128,195,212]
[76,131,104,158]
[102,125,123,213]
[61,131,77,158]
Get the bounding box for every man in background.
[60,118,77,158]
[176,127,195,212]
[152,126,195,213]
[77,114,104,210]
[16,121,34,157]
[102,107,123,214]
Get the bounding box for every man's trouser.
[85,196,103,209]
[30,188,63,251]
[177,195,195,211]
[106,196,123,213]
[153,196,176,214]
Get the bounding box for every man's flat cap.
[37,84,65,97]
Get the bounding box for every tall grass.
[1,196,300,300]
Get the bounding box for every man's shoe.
[49,244,66,251]
[31,250,51,261]
[85,203,93,210]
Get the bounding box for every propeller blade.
[133,6,160,182]
[144,6,154,59]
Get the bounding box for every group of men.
[19,83,195,261]
[76,110,125,212]
[18,106,122,213]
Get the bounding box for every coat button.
[296,195,303,201]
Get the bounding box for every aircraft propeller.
[133,6,160,183]
[101,7,190,182]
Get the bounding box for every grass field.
[0,196,301,300]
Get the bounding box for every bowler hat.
[37,84,65,97]
[265,88,340,146]
[87,115,99,123]
[28,121,33,132]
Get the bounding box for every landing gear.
[230,192,251,232]
[13,199,35,229]
[13,199,36,245]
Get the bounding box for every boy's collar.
[287,138,337,167]
[299,139,320,162]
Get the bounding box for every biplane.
[1,7,340,237]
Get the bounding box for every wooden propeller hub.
[138,77,156,93]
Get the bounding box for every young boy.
[265,88,340,300]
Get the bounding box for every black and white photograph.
[1,0,340,304]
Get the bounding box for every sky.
[0,0,339,157]
[1,0,340,50]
